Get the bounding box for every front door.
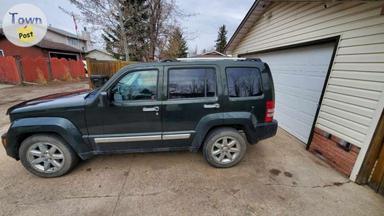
[162,66,222,147]
[96,68,163,151]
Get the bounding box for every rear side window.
[226,67,262,97]
[168,68,216,99]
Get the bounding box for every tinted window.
[112,70,157,102]
[168,68,216,99]
[226,67,262,97]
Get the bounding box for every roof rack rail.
[243,58,261,62]
[161,59,179,62]
[175,57,262,62]
[176,57,246,61]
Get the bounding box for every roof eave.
[225,0,272,53]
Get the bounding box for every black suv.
[2,58,277,177]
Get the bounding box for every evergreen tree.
[102,0,149,61]
[72,0,186,62]
[162,27,188,59]
[215,25,227,53]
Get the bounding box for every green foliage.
[162,27,188,59]
[103,0,149,61]
[215,24,227,53]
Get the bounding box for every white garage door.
[247,43,335,143]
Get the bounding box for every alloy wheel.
[211,136,241,164]
[26,142,65,173]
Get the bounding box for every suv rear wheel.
[203,128,247,168]
[19,134,79,178]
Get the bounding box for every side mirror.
[99,91,110,107]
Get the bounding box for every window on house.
[0,49,4,56]
[226,67,263,97]
[49,52,78,60]
[67,38,79,47]
[168,68,216,99]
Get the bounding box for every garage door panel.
[276,85,320,102]
[247,42,335,143]
[276,93,318,120]
[278,111,310,142]
[276,103,314,128]
[276,73,327,92]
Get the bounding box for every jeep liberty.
[2,58,278,177]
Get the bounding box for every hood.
[7,89,90,116]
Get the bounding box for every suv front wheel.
[203,128,247,168]
[19,134,79,177]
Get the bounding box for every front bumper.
[2,132,18,160]
[1,133,7,148]
[246,120,278,144]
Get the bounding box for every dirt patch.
[312,181,351,188]
[269,168,281,176]
[284,171,293,178]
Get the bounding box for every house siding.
[0,39,46,58]
[232,1,384,151]
[231,1,384,180]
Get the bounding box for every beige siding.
[233,1,384,148]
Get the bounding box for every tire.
[19,134,79,178]
[203,127,247,168]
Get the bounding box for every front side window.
[0,49,4,56]
[112,70,158,102]
[168,68,216,99]
[226,67,262,97]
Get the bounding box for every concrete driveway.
[0,82,383,216]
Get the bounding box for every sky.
[0,0,254,53]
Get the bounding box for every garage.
[225,0,384,182]
[244,42,335,144]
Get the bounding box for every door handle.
[203,103,220,109]
[143,106,159,112]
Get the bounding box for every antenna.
[58,6,83,59]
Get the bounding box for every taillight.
[265,100,275,122]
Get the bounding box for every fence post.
[47,57,53,81]
[14,57,24,84]
[86,58,93,88]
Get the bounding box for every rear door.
[162,65,222,147]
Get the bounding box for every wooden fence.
[86,59,134,78]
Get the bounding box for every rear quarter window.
[226,67,263,97]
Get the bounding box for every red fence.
[0,56,86,84]
[21,57,50,83]
[50,58,85,81]
[0,57,20,84]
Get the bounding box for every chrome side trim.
[162,133,191,140]
[95,135,162,144]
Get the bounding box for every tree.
[69,0,129,59]
[102,0,149,61]
[162,27,188,59]
[71,0,188,62]
[215,24,227,53]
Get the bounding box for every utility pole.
[58,6,84,60]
